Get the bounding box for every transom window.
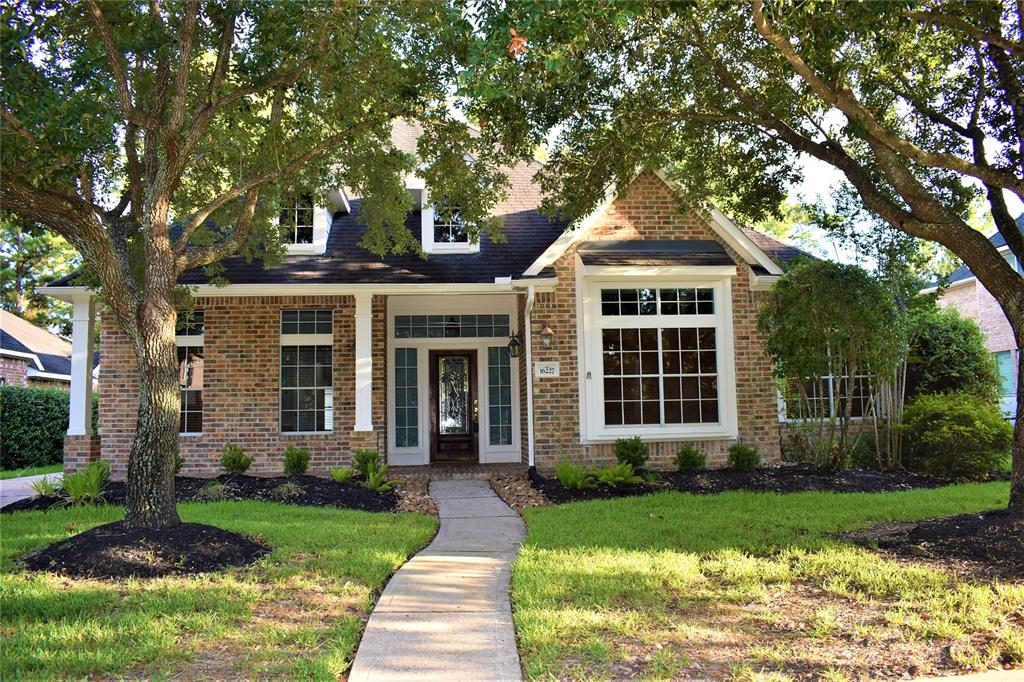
[176,311,204,434]
[280,310,333,433]
[601,288,714,316]
[395,314,510,339]
[432,204,468,243]
[280,195,314,244]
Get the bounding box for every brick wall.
[1,356,29,386]
[938,279,1017,354]
[91,295,387,479]
[528,172,780,471]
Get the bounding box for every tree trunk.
[124,299,181,530]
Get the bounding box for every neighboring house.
[0,310,98,389]
[928,218,1023,420]
[42,121,804,478]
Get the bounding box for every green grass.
[0,463,62,480]
[514,483,1024,680]
[1,501,437,680]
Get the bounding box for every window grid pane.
[395,348,419,448]
[281,309,332,336]
[281,343,332,433]
[394,314,510,339]
[176,310,205,336]
[488,347,513,445]
[281,195,314,244]
[178,344,204,433]
[600,288,715,316]
[433,205,468,243]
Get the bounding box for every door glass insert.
[438,356,470,434]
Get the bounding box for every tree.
[906,305,1002,404]
[461,0,1024,513]
[0,217,78,336]
[758,260,903,470]
[0,0,502,529]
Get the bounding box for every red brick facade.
[0,356,70,389]
[527,173,780,470]
[938,279,1018,354]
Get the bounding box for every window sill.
[178,432,203,437]
[426,243,479,254]
[280,431,334,436]
[284,243,326,255]
[586,423,738,442]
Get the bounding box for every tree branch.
[167,0,200,133]
[904,10,1023,55]
[176,188,260,272]
[1,106,37,145]
[206,7,237,104]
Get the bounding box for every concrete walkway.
[0,473,61,508]
[349,479,525,682]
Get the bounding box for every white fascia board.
[750,273,781,292]
[26,367,71,382]
[41,282,541,301]
[705,206,784,275]
[523,184,619,276]
[920,276,975,295]
[0,348,44,370]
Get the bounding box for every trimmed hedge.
[0,385,98,470]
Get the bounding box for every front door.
[429,350,478,462]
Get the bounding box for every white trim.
[176,325,205,436]
[386,294,521,465]
[704,205,784,275]
[0,348,44,370]
[920,276,975,295]
[523,184,617,276]
[524,285,536,468]
[279,333,333,346]
[25,368,71,382]
[68,296,96,436]
[579,274,739,442]
[354,293,374,432]
[420,189,480,255]
[750,274,781,292]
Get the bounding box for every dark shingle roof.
[0,329,34,357]
[578,240,735,266]
[740,227,812,265]
[947,217,1021,284]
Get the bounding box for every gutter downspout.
[524,285,536,468]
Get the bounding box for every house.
[0,310,97,389]
[41,121,804,478]
[930,219,1023,420]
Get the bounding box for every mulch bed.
[527,463,948,505]
[1,474,398,514]
[20,521,270,579]
[841,509,1024,580]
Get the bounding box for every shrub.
[220,443,252,475]
[353,448,380,477]
[674,444,707,471]
[727,442,760,470]
[906,306,1001,404]
[174,452,185,475]
[902,392,1012,481]
[30,475,61,497]
[593,462,643,486]
[614,436,649,469]
[272,481,303,500]
[60,460,109,505]
[362,464,399,493]
[0,385,98,470]
[555,459,596,490]
[196,479,228,500]
[330,467,354,484]
[283,446,310,476]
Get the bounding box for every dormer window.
[433,204,468,244]
[280,195,314,245]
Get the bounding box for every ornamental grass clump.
[60,460,109,506]
[674,443,707,471]
[353,449,380,477]
[330,467,354,484]
[30,475,61,497]
[220,443,252,475]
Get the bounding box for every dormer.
[279,190,349,256]
[406,175,480,255]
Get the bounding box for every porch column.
[354,293,374,432]
[68,296,96,436]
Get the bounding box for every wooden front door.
[429,350,478,463]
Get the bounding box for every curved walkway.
[349,479,525,682]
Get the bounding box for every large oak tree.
[461,0,1024,512]
[0,0,506,529]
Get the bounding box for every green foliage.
[282,446,310,477]
[362,464,399,493]
[906,306,1001,404]
[555,459,596,490]
[174,452,185,475]
[673,444,707,471]
[902,393,1012,481]
[196,480,228,501]
[29,475,60,497]
[593,462,644,486]
[219,444,252,475]
[59,461,109,506]
[352,449,381,478]
[0,220,78,336]
[613,436,650,469]
[0,385,97,469]
[330,467,354,484]
[271,481,303,501]
[727,443,760,471]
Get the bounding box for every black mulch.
[1,474,398,514]
[20,521,270,579]
[530,463,949,504]
[840,510,1024,580]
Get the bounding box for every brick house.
[0,309,97,389]
[42,122,803,478]
[928,218,1023,420]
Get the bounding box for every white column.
[68,296,96,436]
[354,293,374,432]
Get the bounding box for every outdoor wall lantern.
[507,332,522,357]
[539,323,555,348]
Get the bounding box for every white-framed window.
[280,195,315,245]
[280,309,333,433]
[581,277,738,441]
[176,310,205,434]
[420,192,480,254]
[777,375,873,422]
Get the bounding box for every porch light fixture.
[539,323,555,348]
[507,332,522,358]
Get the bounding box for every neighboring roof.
[740,228,811,266]
[946,216,1021,285]
[578,240,735,266]
[0,309,97,380]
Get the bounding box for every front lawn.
[0,463,62,480]
[1,502,437,679]
[514,482,1023,680]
